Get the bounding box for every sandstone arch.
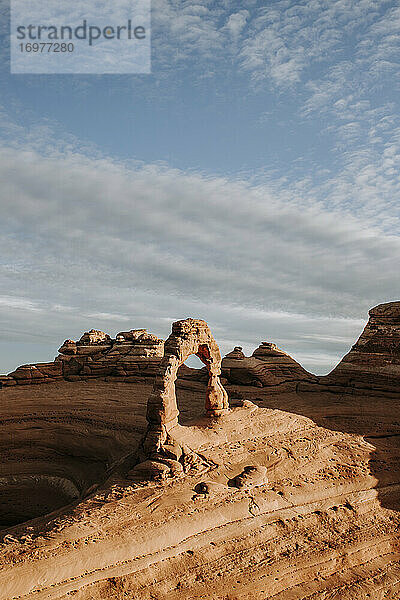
[145,319,229,447]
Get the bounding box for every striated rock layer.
[2,302,400,400]
[300,301,400,395]
[0,310,400,599]
[222,342,316,390]
[57,328,164,382]
[3,328,164,387]
[0,381,399,600]
[1,332,317,393]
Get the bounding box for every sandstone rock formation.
[3,302,400,400]
[144,318,229,453]
[0,306,400,600]
[229,465,269,489]
[57,328,164,382]
[57,339,77,355]
[78,329,112,346]
[1,375,399,599]
[2,328,164,386]
[327,301,400,391]
[0,376,16,388]
[7,362,63,386]
[222,342,316,389]
[299,301,400,395]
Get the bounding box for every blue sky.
[1,0,400,374]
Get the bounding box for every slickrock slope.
[0,382,399,600]
[0,381,147,529]
[0,311,399,600]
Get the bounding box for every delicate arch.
[145,319,229,446]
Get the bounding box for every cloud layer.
[0,143,398,374]
[1,1,400,374]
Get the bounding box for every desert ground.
[0,379,399,600]
[0,305,399,600]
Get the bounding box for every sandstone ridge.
[0,328,164,387]
[221,342,316,390]
[0,329,317,392]
[299,301,400,395]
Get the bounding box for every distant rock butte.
[1,301,399,395]
[222,342,316,389]
[1,328,164,387]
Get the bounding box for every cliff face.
[318,301,400,394]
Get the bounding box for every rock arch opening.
[183,355,204,369]
[144,319,229,453]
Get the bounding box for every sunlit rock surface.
[0,307,399,600]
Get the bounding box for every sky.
[1,0,400,375]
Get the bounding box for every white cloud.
[0,140,399,375]
[84,312,132,322]
[0,296,43,312]
[224,11,249,39]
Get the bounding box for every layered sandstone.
[0,310,400,599]
[6,362,63,385]
[3,302,400,400]
[2,324,320,393]
[0,379,399,599]
[3,328,164,386]
[222,342,316,389]
[300,301,400,395]
[58,328,164,381]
